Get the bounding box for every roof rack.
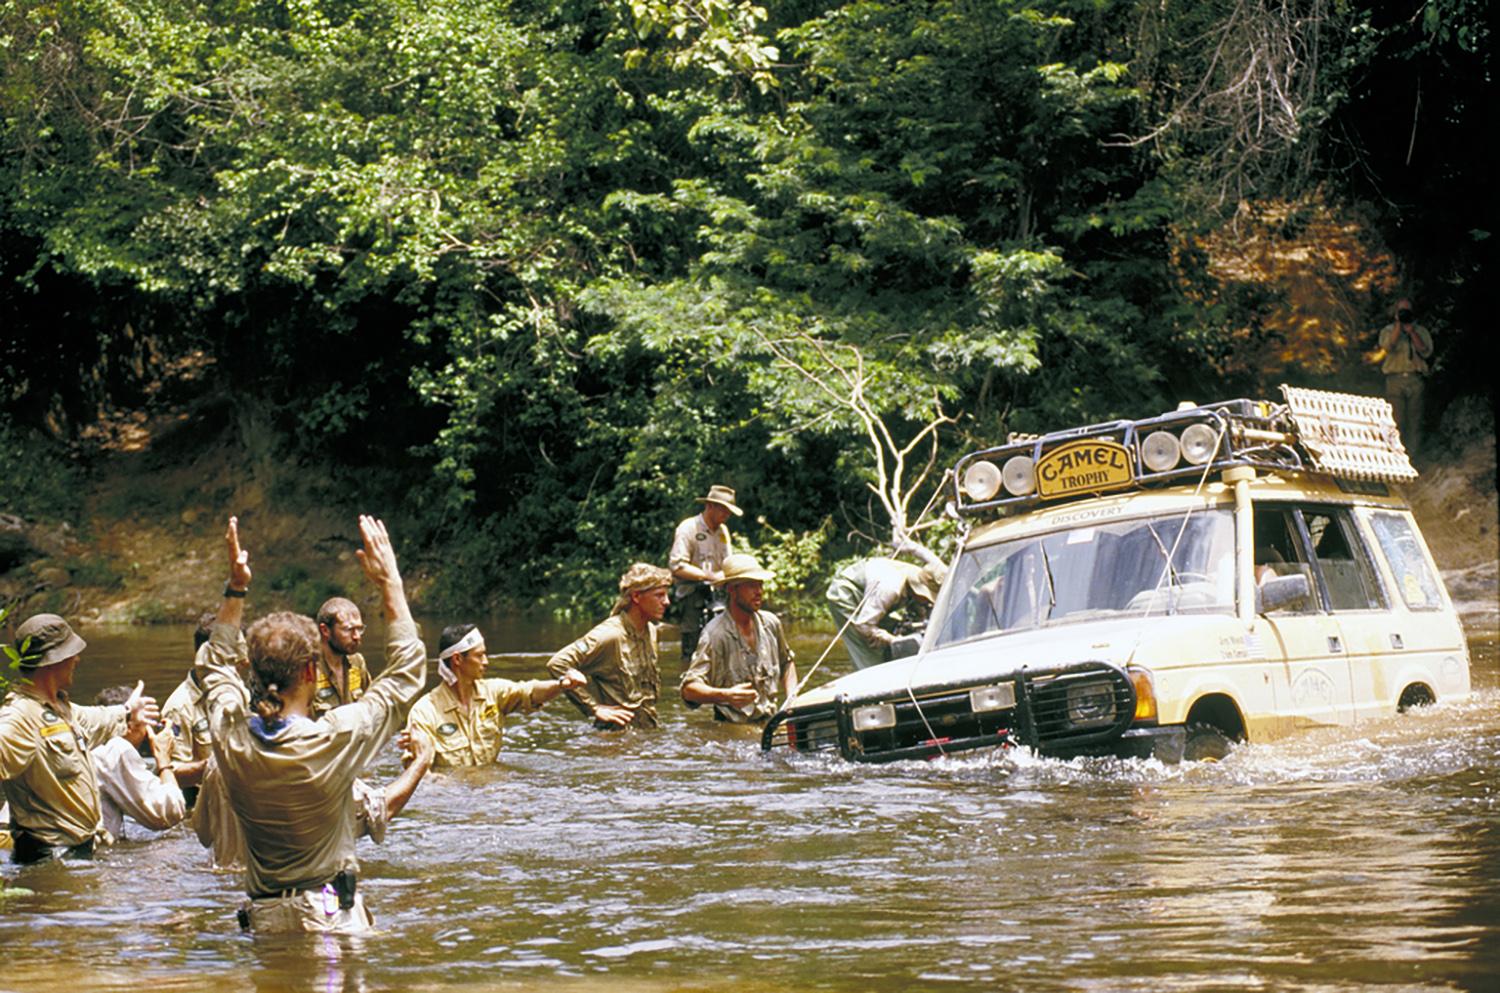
[951,386,1416,517]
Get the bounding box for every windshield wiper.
[1038,543,1057,622]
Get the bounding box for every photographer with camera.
[1372,297,1434,456]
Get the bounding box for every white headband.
[436,628,484,686]
[438,627,484,661]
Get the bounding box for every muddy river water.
[3,617,1497,993]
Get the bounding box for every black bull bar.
[760,661,1138,763]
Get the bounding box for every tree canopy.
[2,0,1490,613]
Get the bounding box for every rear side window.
[1369,512,1442,610]
[1302,508,1386,611]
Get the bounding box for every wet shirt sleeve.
[851,566,905,648]
[547,626,612,717]
[668,517,695,570]
[92,738,185,832]
[199,622,251,749]
[678,633,720,709]
[70,704,129,750]
[323,619,427,770]
[0,705,39,780]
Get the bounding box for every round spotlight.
[1001,455,1037,496]
[1141,431,1182,472]
[962,460,1002,502]
[1180,423,1219,465]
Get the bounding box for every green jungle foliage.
[0,1,1490,613]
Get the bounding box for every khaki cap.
[695,484,743,517]
[909,563,946,603]
[13,613,88,667]
[612,562,673,615]
[716,553,774,586]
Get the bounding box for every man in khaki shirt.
[681,554,798,724]
[669,484,740,656]
[201,515,427,934]
[1373,297,1435,456]
[312,596,372,717]
[407,623,584,767]
[0,613,159,862]
[547,563,672,729]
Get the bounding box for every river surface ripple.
[3,622,1497,993]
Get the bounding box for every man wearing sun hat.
[680,553,798,723]
[669,483,742,657]
[0,612,160,862]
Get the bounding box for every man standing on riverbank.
[669,484,740,657]
[314,596,371,717]
[0,613,160,862]
[547,563,672,729]
[680,554,798,723]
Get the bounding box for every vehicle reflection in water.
[1,621,1496,992]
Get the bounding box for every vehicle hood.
[796,614,1238,708]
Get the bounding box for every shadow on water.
[2,620,1497,992]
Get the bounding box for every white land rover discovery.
[762,387,1471,764]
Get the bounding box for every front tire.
[1183,723,1233,762]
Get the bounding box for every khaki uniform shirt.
[162,642,233,766]
[91,736,186,838]
[1377,322,1433,375]
[192,757,387,869]
[681,609,794,723]
[406,678,552,768]
[0,687,127,846]
[547,614,661,728]
[827,558,924,649]
[200,618,424,896]
[669,514,732,597]
[312,651,371,717]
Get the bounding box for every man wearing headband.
[404,624,585,767]
[681,554,798,724]
[1,613,161,862]
[669,484,741,657]
[547,563,672,729]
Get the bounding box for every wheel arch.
[1184,693,1247,741]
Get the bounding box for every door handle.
[1327,636,1343,653]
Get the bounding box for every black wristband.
[224,585,248,598]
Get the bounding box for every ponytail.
[245,611,319,719]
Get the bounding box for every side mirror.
[888,634,922,661]
[1257,573,1311,614]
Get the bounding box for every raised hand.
[355,515,402,589]
[225,516,252,591]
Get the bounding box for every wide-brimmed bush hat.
[13,613,88,667]
[716,553,774,586]
[695,484,743,516]
[910,563,946,602]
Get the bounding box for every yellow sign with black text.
[1036,439,1134,499]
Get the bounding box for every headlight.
[1002,455,1036,496]
[969,683,1016,713]
[1141,430,1181,472]
[1065,681,1118,729]
[962,460,1002,502]
[851,703,897,732]
[1180,423,1219,465]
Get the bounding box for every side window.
[1369,512,1442,610]
[1302,507,1385,611]
[1252,507,1318,613]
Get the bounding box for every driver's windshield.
[932,509,1235,647]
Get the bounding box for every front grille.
[761,661,1135,762]
[1023,664,1136,750]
